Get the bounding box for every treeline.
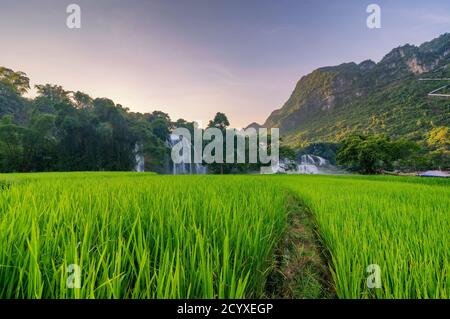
[301,132,449,174]
[0,67,292,174]
[0,67,172,173]
[1,66,447,175]
[180,112,296,174]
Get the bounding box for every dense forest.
[0,66,294,174]
[0,65,447,174]
[0,67,174,173]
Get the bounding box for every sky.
[1,0,449,128]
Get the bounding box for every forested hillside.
[0,67,173,173]
[260,33,450,168]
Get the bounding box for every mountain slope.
[261,33,450,147]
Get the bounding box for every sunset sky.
[1,0,449,127]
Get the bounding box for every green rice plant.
[0,173,287,298]
[0,172,448,299]
[278,175,450,298]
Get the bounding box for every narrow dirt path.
[266,195,335,298]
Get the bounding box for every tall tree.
[337,134,419,174]
[0,67,30,95]
[208,112,230,130]
[72,91,94,109]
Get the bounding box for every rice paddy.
[0,172,448,299]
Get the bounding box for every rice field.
[280,175,450,298]
[0,172,448,299]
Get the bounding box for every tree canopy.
[0,67,172,173]
[337,134,421,174]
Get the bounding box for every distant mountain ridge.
[255,33,450,147]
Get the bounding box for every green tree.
[72,91,94,109]
[205,112,231,174]
[337,134,419,174]
[34,84,71,113]
[0,115,29,171]
[208,112,230,130]
[0,67,30,95]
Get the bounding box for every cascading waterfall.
[134,143,145,172]
[297,154,329,174]
[270,154,332,174]
[164,133,336,175]
[167,134,207,175]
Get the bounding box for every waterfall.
[134,143,145,172]
[267,154,331,174]
[297,154,329,174]
[297,155,329,174]
[167,134,207,175]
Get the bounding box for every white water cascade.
[167,134,207,175]
[267,154,335,174]
[134,144,145,172]
[297,154,329,174]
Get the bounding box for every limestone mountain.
[244,122,263,130]
[259,33,450,147]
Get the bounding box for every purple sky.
[1,0,449,127]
